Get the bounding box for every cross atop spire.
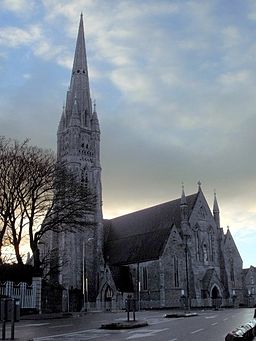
[197,181,202,192]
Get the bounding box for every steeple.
[72,13,87,75]
[54,14,103,297]
[180,183,188,223]
[67,13,92,126]
[213,191,220,228]
[92,100,100,132]
[181,182,187,205]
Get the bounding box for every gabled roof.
[104,193,198,265]
[109,265,134,293]
[224,229,242,262]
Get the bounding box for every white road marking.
[205,315,217,319]
[126,328,169,339]
[127,333,156,339]
[211,322,218,326]
[168,339,178,341]
[128,328,169,334]
[16,323,50,327]
[33,328,110,340]
[223,318,228,321]
[48,324,73,329]
[190,328,204,334]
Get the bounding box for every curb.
[225,319,256,340]
[165,312,198,318]
[21,312,73,320]
[101,321,148,330]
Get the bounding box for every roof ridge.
[110,192,198,221]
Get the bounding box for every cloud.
[0,25,42,47]
[23,73,31,79]
[217,70,251,88]
[0,0,35,14]
[221,26,241,48]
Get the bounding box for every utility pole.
[184,233,190,311]
[82,237,94,312]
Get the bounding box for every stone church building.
[46,15,243,310]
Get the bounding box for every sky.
[0,0,255,268]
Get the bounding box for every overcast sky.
[0,0,255,268]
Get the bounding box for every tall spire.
[72,13,88,75]
[213,191,220,228]
[67,13,91,125]
[180,183,189,224]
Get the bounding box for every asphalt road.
[3,308,255,341]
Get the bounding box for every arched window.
[230,259,235,282]
[173,255,179,287]
[208,227,214,262]
[203,244,208,264]
[193,224,200,261]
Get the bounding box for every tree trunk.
[14,242,23,265]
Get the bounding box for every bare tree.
[0,137,96,271]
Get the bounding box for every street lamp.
[184,231,190,311]
[82,237,94,312]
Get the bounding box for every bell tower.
[56,14,103,300]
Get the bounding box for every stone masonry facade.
[44,14,249,311]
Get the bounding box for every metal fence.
[0,281,36,309]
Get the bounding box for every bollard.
[10,299,15,340]
[0,298,17,340]
[1,299,7,340]
[126,299,130,322]
[132,299,136,321]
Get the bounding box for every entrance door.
[211,286,221,309]
[104,286,113,311]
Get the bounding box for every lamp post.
[184,232,190,311]
[82,237,94,312]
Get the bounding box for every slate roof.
[104,193,198,265]
[109,265,134,293]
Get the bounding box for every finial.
[181,181,187,205]
[213,189,220,214]
[81,12,83,18]
[93,99,96,112]
[197,181,202,191]
[227,225,229,230]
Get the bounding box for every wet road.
[4,307,255,340]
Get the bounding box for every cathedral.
[46,14,243,311]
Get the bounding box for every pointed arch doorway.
[104,285,114,311]
[211,285,222,309]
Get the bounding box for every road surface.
[3,308,254,341]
